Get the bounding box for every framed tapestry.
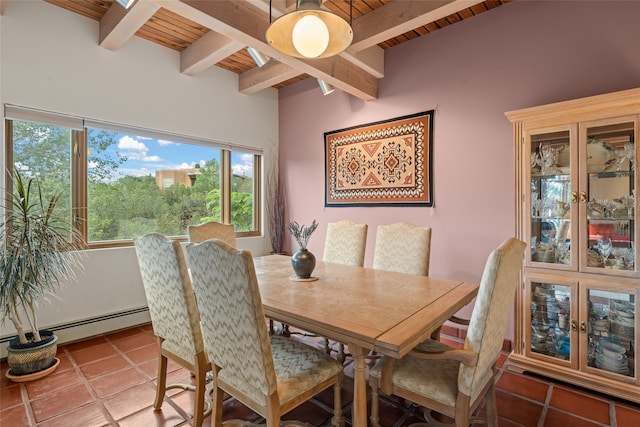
[324,110,433,207]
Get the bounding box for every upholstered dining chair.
[368,237,526,427]
[133,233,211,427]
[323,219,368,266]
[322,219,368,361]
[187,221,236,246]
[373,222,432,276]
[186,239,345,427]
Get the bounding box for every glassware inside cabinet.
[587,289,635,377]
[585,121,635,272]
[530,282,571,360]
[530,131,571,265]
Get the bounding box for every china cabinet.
[506,88,640,404]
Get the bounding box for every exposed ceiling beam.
[239,61,301,94]
[165,0,378,100]
[350,0,485,51]
[181,31,245,76]
[99,0,161,51]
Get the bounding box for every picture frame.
[324,110,434,207]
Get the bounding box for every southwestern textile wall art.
[324,110,433,207]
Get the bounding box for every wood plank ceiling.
[37,0,510,100]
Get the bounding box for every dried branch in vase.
[286,220,318,250]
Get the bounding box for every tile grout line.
[60,344,118,426]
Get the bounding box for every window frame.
[4,106,262,248]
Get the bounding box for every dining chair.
[323,219,368,266]
[372,222,432,276]
[186,239,344,427]
[133,233,211,427]
[187,221,237,246]
[322,219,368,361]
[368,237,526,427]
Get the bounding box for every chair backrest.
[373,222,432,275]
[134,233,204,361]
[188,221,237,246]
[186,239,276,406]
[322,220,368,266]
[458,237,525,401]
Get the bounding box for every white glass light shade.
[266,1,352,59]
[292,15,329,58]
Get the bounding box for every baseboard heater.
[0,307,150,345]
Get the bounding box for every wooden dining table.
[253,255,479,427]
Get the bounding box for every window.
[5,106,262,247]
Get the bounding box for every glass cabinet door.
[527,280,577,367]
[583,287,636,380]
[528,128,575,268]
[581,118,636,274]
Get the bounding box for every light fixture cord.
[350,0,352,26]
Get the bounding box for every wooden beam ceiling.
[34,0,511,100]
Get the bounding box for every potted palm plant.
[1,170,85,381]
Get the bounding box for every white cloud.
[157,139,174,146]
[232,153,254,177]
[232,163,253,177]
[118,136,148,152]
[118,136,162,162]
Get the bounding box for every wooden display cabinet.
[506,88,640,404]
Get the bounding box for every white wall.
[0,1,278,351]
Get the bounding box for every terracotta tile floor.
[2,324,639,426]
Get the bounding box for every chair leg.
[321,337,331,355]
[369,377,381,427]
[485,383,498,427]
[154,353,168,409]
[337,343,346,364]
[192,354,208,427]
[455,393,471,427]
[332,378,344,427]
[210,383,223,427]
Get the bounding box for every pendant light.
[266,0,353,59]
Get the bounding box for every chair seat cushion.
[271,336,343,405]
[370,339,461,407]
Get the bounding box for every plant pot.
[291,248,316,279]
[7,331,58,377]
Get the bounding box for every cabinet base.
[507,353,640,405]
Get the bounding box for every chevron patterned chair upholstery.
[369,237,526,427]
[373,222,432,276]
[133,233,211,427]
[322,219,368,361]
[188,221,237,246]
[186,239,344,427]
[323,219,368,267]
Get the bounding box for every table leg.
[349,344,367,427]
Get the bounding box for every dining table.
[253,255,479,427]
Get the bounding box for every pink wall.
[278,1,640,330]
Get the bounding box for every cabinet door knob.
[579,192,588,203]
[571,319,578,331]
[571,191,578,203]
[580,321,587,333]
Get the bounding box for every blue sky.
[90,130,254,181]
